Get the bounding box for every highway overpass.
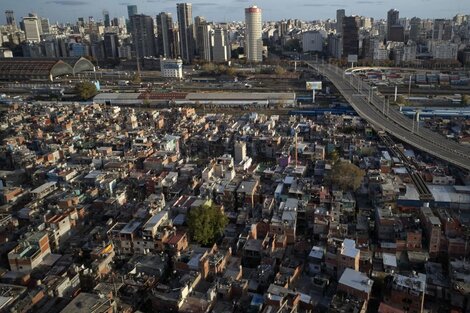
[306,61,470,171]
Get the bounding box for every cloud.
[46,0,88,5]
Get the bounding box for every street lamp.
[368,86,377,103]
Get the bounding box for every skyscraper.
[213,27,230,62]
[77,17,85,27]
[433,19,452,41]
[22,14,42,42]
[409,17,422,42]
[103,10,110,28]
[177,3,195,63]
[389,25,404,42]
[342,16,360,57]
[40,18,50,34]
[387,9,399,39]
[5,10,16,27]
[336,9,345,34]
[156,12,176,58]
[127,5,137,19]
[131,14,156,58]
[127,5,138,32]
[104,32,119,59]
[245,5,262,62]
[199,23,213,61]
[194,16,206,57]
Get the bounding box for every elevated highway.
[306,62,470,171]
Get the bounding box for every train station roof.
[0,57,94,81]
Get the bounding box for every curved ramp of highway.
[307,62,470,171]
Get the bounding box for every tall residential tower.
[245,5,263,62]
[177,3,195,63]
[127,5,138,32]
[336,9,345,34]
[22,14,42,42]
[213,27,230,62]
[156,12,177,58]
[342,16,360,57]
[387,9,399,39]
[131,14,156,58]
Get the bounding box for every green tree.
[327,160,365,191]
[360,146,377,157]
[274,66,287,76]
[463,95,470,105]
[226,67,236,77]
[75,81,98,100]
[202,62,216,73]
[328,148,340,163]
[187,203,228,246]
[395,95,410,106]
[131,73,141,85]
[217,64,227,74]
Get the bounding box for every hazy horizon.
[1,0,468,24]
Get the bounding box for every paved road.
[307,62,470,171]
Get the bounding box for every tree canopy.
[131,73,141,85]
[187,203,228,246]
[327,160,365,191]
[75,81,98,100]
[463,95,470,105]
[274,66,287,76]
[226,67,236,77]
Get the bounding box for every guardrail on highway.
[306,61,470,171]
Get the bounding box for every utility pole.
[408,75,412,98]
[415,111,420,134]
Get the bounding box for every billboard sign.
[347,54,358,63]
[306,81,322,90]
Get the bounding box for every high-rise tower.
[177,3,195,63]
[127,5,138,32]
[131,14,156,58]
[5,10,16,27]
[387,9,399,39]
[336,9,345,34]
[213,27,230,62]
[156,12,176,58]
[245,5,262,62]
[342,16,360,57]
[409,17,422,42]
[103,10,110,27]
[104,32,119,59]
[22,14,42,42]
[194,16,206,57]
[127,5,137,19]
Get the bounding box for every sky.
[1,0,468,24]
